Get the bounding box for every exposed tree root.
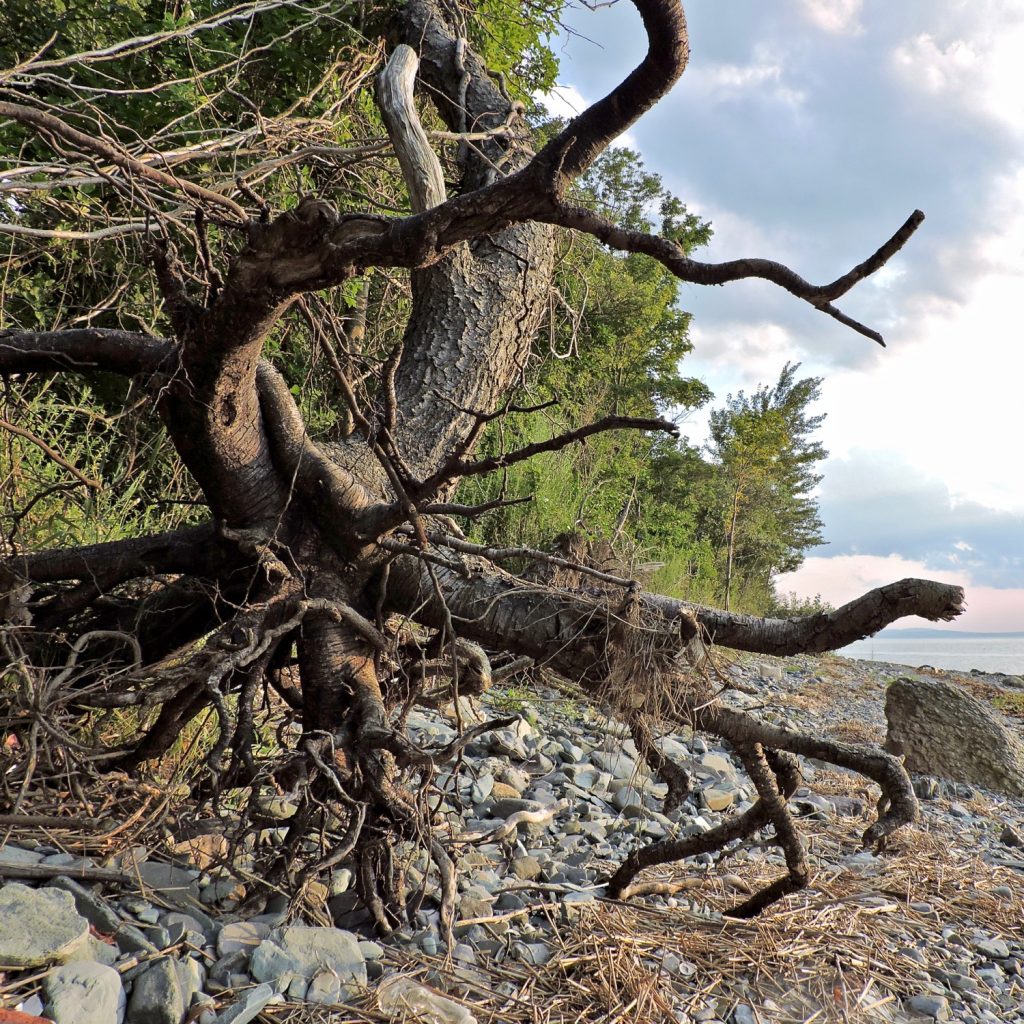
[628,713,692,814]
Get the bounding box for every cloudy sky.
[546,0,1024,631]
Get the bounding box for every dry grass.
[239,820,1024,1024]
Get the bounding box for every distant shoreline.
[866,628,1024,640]
[839,633,1024,675]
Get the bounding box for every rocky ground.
[2,652,1023,1024]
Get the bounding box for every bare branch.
[662,577,966,655]
[0,329,173,377]
[547,204,926,345]
[419,414,678,495]
[416,530,639,590]
[8,524,219,584]
[0,101,249,221]
[376,44,447,213]
[0,417,101,489]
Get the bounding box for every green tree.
[706,363,827,610]
[459,146,712,562]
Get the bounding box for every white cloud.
[538,84,589,120]
[797,0,864,36]
[891,13,1024,135]
[685,56,806,110]
[820,170,1024,515]
[689,320,798,388]
[778,553,1024,632]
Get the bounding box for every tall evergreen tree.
[706,363,826,610]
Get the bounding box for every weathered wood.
[377,45,446,214]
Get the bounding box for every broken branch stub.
[377,45,447,214]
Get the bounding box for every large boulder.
[885,676,1024,796]
[0,883,90,968]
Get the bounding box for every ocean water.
[839,636,1024,675]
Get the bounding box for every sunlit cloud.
[891,14,1024,137]
[684,54,806,110]
[797,0,864,36]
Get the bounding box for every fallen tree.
[0,0,963,930]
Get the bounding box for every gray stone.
[250,939,301,987]
[906,994,951,1019]
[135,862,201,903]
[511,855,543,881]
[200,879,243,906]
[164,911,216,943]
[0,882,90,967]
[490,796,544,818]
[975,938,1011,960]
[213,983,275,1024]
[17,995,45,1017]
[127,956,185,1024]
[470,774,494,805]
[591,750,642,778]
[885,677,1024,796]
[498,765,531,793]
[306,969,344,1005]
[732,1006,757,1024]
[275,925,366,987]
[0,844,44,865]
[44,960,125,1024]
[512,941,552,965]
[46,876,122,935]
[175,957,205,1005]
[1000,825,1022,847]
[116,923,159,957]
[41,853,80,867]
[217,921,270,957]
[287,975,309,1000]
[611,787,649,814]
[73,935,119,968]
[700,752,738,781]
[143,925,171,949]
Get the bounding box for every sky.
[544,0,1024,632]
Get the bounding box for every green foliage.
[705,363,827,609]
[991,692,1024,717]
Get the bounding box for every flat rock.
[0,844,44,866]
[490,797,544,818]
[885,677,1024,796]
[214,982,275,1024]
[511,856,543,881]
[276,925,367,987]
[700,753,738,781]
[250,939,301,987]
[44,960,125,1024]
[905,993,950,1019]
[218,921,271,957]
[135,862,202,903]
[975,937,1011,960]
[591,750,643,779]
[306,969,344,1005]
[0,882,90,968]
